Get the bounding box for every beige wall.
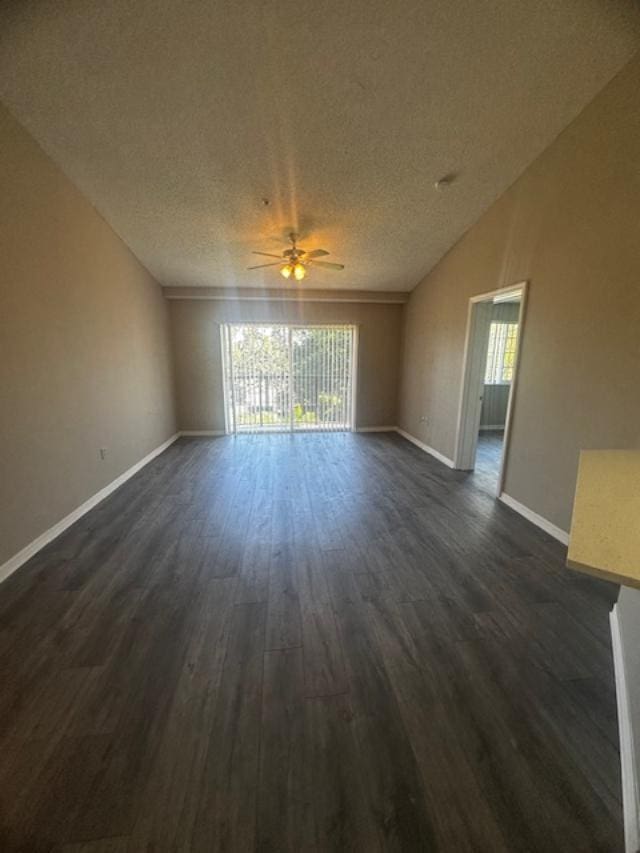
[169,299,403,432]
[0,103,176,566]
[399,54,640,533]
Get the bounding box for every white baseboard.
[180,430,225,437]
[395,428,455,469]
[498,492,569,545]
[611,605,640,853]
[0,432,180,585]
[356,426,397,433]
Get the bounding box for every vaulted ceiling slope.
[1,1,638,292]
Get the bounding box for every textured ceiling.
[1,1,639,292]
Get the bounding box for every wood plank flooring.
[0,432,622,851]
[474,429,504,494]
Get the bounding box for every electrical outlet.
[99,448,108,460]
[420,416,429,424]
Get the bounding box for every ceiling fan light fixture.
[250,234,341,279]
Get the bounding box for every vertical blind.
[221,324,356,434]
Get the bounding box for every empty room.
[1,2,640,851]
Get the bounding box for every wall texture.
[169,299,403,432]
[398,54,640,532]
[479,385,510,429]
[0,103,176,566]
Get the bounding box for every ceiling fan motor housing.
[247,231,343,275]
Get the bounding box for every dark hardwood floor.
[475,430,504,495]
[0,432,621,851]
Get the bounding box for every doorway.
[454,283,527,494]
[221,324,357,434]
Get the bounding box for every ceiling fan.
[247,232,345,281]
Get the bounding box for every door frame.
[453,281,528,495]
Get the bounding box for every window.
[220,324,356,434]
[485,322,518,384]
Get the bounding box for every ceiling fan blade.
[252,251,283,259]
[247,261,284,270]
[309,261,344,271]
[306,249,330,258]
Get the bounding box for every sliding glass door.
[221,324,356,434]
